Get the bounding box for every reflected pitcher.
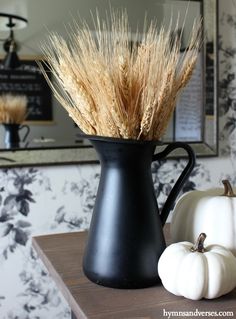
[3,123,30,149]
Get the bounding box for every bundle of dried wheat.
[0,94,28,124]
[41,11,202,140]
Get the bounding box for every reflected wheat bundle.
[0,94,27,124]
[41,11,202,140]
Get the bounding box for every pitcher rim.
[78,134,163,146]
[3,123,21,127]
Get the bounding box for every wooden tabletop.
[32,225,236,319]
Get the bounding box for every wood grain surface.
[32,225,236,319]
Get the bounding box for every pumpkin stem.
[222,180,236,197]
[191,233,207,253]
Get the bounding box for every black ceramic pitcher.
[83,136,195,289]
[3,123,30,149]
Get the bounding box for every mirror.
[0,0,218,167]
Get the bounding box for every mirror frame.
[163,0,219,158]
[0,146,99,168]
[188,0,218,157]
[0,0,219,168]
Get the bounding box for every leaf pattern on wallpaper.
[151,159,210,209]
[219,11,236,156]
[54,205,84,229]
[54,170,100,231]
[0,168,38,259]
[62,173,99,213]
[0,166,101,317]
[223,116,236,135]
[3,189,35,216]
[16,247,71,319]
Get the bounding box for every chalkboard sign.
[0,58,52,122]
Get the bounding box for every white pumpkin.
[158,233,236,300]
[171,180,236,255]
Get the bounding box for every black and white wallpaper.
[0,1,236,317]
[0,166,99,318]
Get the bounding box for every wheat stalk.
[0,94,27,124]
[41,10,202,140]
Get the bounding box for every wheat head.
[0,94,27,124]
[41,10,202,140]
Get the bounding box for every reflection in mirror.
[0,0,218,167]
[162,0,218,157]
[0,56,85,150]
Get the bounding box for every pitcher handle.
[153,142,196,226]
[19,125,30,142]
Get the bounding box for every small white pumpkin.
[158,233,236,300]
[171,180,236,255]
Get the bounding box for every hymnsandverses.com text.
[163,308,234,318]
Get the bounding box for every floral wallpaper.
[0,166,99,318]
[0,1,236,317]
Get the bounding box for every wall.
[0,0,236,317]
